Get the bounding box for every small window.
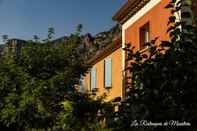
[139,22,150,49]
[104,58,112,88]
[91,68,97,90]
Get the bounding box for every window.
[91,68,97,90]
[140,22,150,49]
[104,58,112,88]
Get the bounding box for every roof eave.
[86,37,122,65]
[113,0,150,24]
[112,0,133,22]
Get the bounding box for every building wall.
[83,48,123,101]
[123,0,170,51]
[192,0,197,18]
[120,0,171,98]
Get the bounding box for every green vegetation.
[108,0,197,131]
[0,0,197,131]
[0,27,90,130]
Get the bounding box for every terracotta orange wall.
[83,48,123,101]
[125,0,171,49]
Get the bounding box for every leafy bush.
[108,0,197,131]
[0,29,88,130]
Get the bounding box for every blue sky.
[0,0,125,43]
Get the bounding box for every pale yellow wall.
[84,73,90,91]
[83,48,123,101]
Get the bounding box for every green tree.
[33,35,40,43]
[54,92,113,131]
[109,0,197,131]
[0,28,88,130]
[2,35,8,43]
[47,27,55,41]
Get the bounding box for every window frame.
[139,22,150,50]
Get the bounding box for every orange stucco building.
[113,0,171,97]
[83,0,196,101]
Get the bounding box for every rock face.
[0,44,6,58]
[71,24,121,63]
[0,24,121,62]
[94,24,121,50]
[0,39,26,58]
[6,39,26,57]
[82,24,121,60]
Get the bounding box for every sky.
[0,0,125,44]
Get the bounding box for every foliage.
[1,1,197,130]
[2,35,8,43]
[54,92,113,131]
[0,27,88,130]
[108,0,197,131]
[47,27,55,41]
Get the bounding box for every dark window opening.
[139,22,150,49]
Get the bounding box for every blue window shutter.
[105,58,112,88]
[79,75,85,92]
[91,68,96,90]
